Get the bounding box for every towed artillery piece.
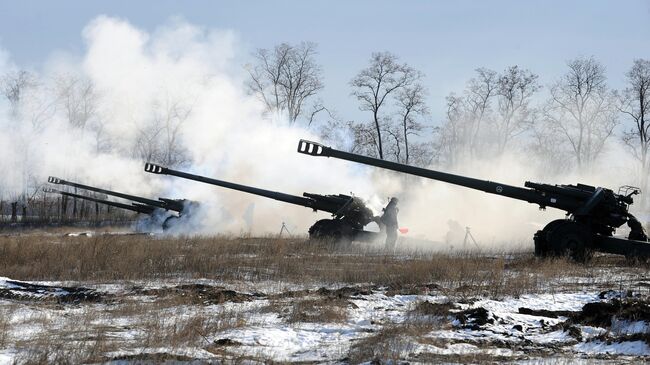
[44,187,158,215]
[297,139,650,260]
[47,176,196,230]
[144,163,386,242]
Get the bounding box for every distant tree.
[619,59,650,196]
[350,52,421,159]
[436,68,498,165]
[246,42,324,125]
[2,70,56,131]
[543,57,618,171]
[463,68,498,157]
[1,70,35,118]
[395,83,429,164]
[55,75,97,129]
[494,66,540,154]
[1,70,38,119]
[134,96,192,168]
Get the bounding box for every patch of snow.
[610,319,649,335]
[574,340,650,356]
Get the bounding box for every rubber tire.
[534,220,567,258]
[308,219,353,245]
[547,222,593,262]
[162,216,180,231]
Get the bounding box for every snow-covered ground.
[0,275,648,364]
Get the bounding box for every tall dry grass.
[0,232,645,298]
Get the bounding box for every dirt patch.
[0,280,105,303]
[518,307,577,318]
[107,353,198,362]
[574,299,650,327]
[286,298,351,323]
[384,283,440,296]
[212,338,242,346]
[455,307,493,329]
[136,284,263,305]
[415,301,458,316]
[315,285,374,299]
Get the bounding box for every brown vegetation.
[0,232,647,299]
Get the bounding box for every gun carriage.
[144,163,383,242]
[297,139,650,260]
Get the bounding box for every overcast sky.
[1,0,649,124]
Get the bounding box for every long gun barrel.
[44,188,156,215]
[298,140,587,212]
[297,140,650,259]
[144,163,345,214]
[47,176,184,213]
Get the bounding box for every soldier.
[380,197,399,249]
[627,215,648,241]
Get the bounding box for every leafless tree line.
[2,43,649,206]
[0,71,194,206]
[245,45,648,174]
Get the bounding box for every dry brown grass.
[286,297,350,324]
[0,304,15,348]
[1,231,646,299]
[6,294,250,364]
[349,309,447,363]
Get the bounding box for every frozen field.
[0,229,649,363]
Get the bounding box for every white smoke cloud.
[0,16,383,236]
[0,16,643,249]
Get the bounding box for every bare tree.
[494,66,540,154]
[436,93,465,167]
[1,70,35,118]
[246,42,324,125]
[134,95,192,168]
[543,57,618,171]
[350,52,421,159]
[395,83,429,164]
[55,75,97,129]
[464,68,498,157]
[620,59,650,196]
[435,68,498,165]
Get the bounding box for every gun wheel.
[548,222,593,262]
[162,216,180,231]
[308,219,353,245]
[534,219,568,258]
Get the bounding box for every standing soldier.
[380,197,399,249]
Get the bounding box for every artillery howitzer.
[297,139,650,260]
[43,187,157,215]
[47,176,196,230]
[144,163,382,242]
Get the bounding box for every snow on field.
[0,277,649,363]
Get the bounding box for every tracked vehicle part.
[144,162,381,242]
[297,139,650,260]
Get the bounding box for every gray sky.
[1,0,649,124]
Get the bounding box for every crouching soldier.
[627,215,648,241]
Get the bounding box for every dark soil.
[137,283,263,304]
[455,307,493,329]
[0,280,105,303]
[415,300,458,316]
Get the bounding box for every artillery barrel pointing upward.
[297,140,583,212]
[44,188,156,215]
[144,163,324,210]
[47,176,172,211]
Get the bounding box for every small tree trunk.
[11,202,17,223]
